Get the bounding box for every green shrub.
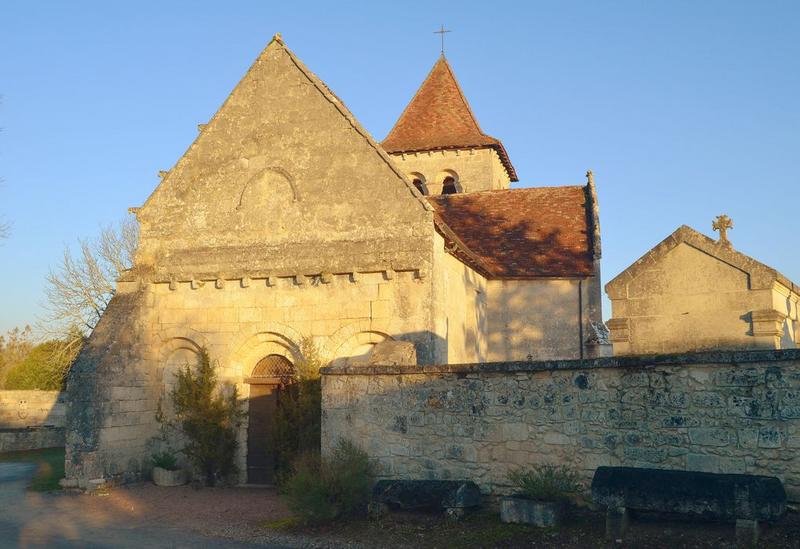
[151,451,178,471]
[4,339,79,390]
[272,337,322,478]
[0,325,34,388]
[168,348,244,485]
[507,464,582,502]
[283,439,375,525]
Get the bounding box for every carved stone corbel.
[606,318,630,343]
[751,309,787,338]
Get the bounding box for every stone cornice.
[118,267,426,286]
[320,348,800,376]
[606,225,800,299]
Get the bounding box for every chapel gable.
[606,224,800,355]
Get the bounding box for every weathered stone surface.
[591,466,786,521]
[372,480,482,511]
[64,35,605,490]
[368,340,417,366]
[500,497,564,527]
[606,225,800,355]
[152,466,187,487]
[322,350,800,499]
[0,427,65,453]
[0,390,66,430]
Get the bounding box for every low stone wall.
[0,427,65,453]
[321,349,800,500]
[0,390,66,452]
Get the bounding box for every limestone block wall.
[431,237,488,364]
[486,277,602,361]
[608,241,800,355]
[65,267,437,487]
[388,148,510,195]
[0,390,65,429]
[0,390,66,452]
[321,349,800,500]
[430,233,603,364]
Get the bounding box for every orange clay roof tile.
[382,56,518,181]
[427,186,596,278]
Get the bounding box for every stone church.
[65,35,604,487]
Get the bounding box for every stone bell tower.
[381,55,518,196]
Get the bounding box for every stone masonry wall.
[0,390,66,452]
[388,148,510,194]
[321,349,800,500]
[0,390,65,429]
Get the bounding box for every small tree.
[41,218,138,357]
[272,337,323,477]
[0,325,34,388]
[4,337,79,390]
[170,348,245,485]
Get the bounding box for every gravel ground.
[112,483,800,549]
[75,484,326,548]
[7,475,800,548]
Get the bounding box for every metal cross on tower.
[712,214,734,247]
[434,24,451,54]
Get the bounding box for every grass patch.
[0,446,65,491]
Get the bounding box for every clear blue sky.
[1,1,798,334]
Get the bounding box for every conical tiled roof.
[382,56,517,181]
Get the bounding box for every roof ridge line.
[140,34,433,216]
[439,56,492,138]
[276,38,434,212]
[606,224,800,295]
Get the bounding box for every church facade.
[64,35,604,487]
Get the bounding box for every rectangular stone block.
[758,427,785,449]
[686,453,719,473]
[688,428,732,447]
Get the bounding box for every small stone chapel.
[65,34,604,487]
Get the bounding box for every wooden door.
[246,354,295,484]
[246,382,279,484]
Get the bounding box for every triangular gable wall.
[135,36,432,279]
[605,225,792,299]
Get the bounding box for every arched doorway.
[245,354,294,484]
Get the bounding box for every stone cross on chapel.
[712,214,734,247]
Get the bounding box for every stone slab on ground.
[500,497,565,527]
[591,466,787,521]
[372,479,482,511]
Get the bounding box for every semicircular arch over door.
[246,354,295,484]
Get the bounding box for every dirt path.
[0,463,296,548]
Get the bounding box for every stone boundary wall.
[321,349,800,500]
[0,391,66,453]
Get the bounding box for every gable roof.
[427,185,597,279]
[381,55,518,182]
[605,225,800,298]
